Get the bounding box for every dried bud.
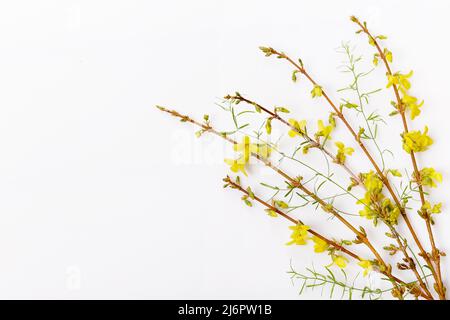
[259,46,275,57]
[397,263,409,270]
[350,15,359,23]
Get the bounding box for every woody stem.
[270,48,442,297]
[158,106,433,300]
[158,106,411,294]
[224,176,431,300]
[353,19,445,300]
[231,95,362,185]
[237,94,427,292]
[224,176,358,258]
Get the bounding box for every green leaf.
[388,169,402,177]
[275,107,290,113]
[246,186,255,199]
[265,118,272,135]
[252,102,262,113]
[265,209,278,217]
[343,102,359,109]
[275,200,289,209]
[292,70,300,82]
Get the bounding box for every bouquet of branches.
[156,16,446,300]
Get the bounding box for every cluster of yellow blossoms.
[286,117,335,155]
[315,120,333,140]
[287,119,306,137]
[386,70,424,120]
[386,70,412,90]
[358,171,400,226]
[286,224,310,245]
[286,224,372,275]
[373,48,392,66]
[419,167,442,188]
[335,141,354,164]
[310,85,323,98]
[421,201,442,215]
[402,126,433,153]
[329,255,349,269]
[329,254,372,277]
[287,118,334,141]
[312,236,328,253]
[418,168,442,220]
[383,62,443,223]
[401,89,424,120]
[220,50,442,281]
[224,136,271,176]
[358,260,373,277]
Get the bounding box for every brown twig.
[226,94,430,295]
[223,176,358,258]
[225,94,362,185]
[350,16,445,300]
[223,175,430,300]
[157,106,433,299]
[262,46,442,298]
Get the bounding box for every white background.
[0,0,449,299]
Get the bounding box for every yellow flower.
[358,194,379,219]
[358,171,386,222]
[286,224,310,246]
[400,89,424,120]
[358,260,373,277]
[311,85,323,98]
[288,119,307,137]
[384,48,393,63]
[386,71,413,90]
[233,136,251,163]
[359,206,377,220]
[328,113,336,128]
[432,203,442,214]
[335,141,354,164]
[266,209,278,217]
[274,200,289,209]
[224,158,248,176]
[312,236,329,253]
[358,195,376,217]
[409,101,424,120]
[381,198,400,225]
[419,167,442,188]
[363,171,383,193]
[421,201,442,215]
[330,255,348,269]
[315,120,333,140]
[386,75,396,88]
[402,126,433,153]
[373,54,379,66]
